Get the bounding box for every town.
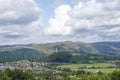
[0,60,51,73]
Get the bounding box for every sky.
[0,0,120,45]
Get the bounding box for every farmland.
[58,63,120,73]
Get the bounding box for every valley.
[0,41,120,80]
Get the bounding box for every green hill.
[0,48,45,63]
[0,41,120,58]
[43,52,119,63]
[91,42,120,56]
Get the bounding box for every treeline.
[43,52,120,63]
[0,68,120,80]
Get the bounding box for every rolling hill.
[0,48,45,63]
[0,41,120,56]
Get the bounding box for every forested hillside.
[0,48,45,63]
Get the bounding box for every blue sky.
[0,0,120,45]
[35,0,74,25]
[35,0,55,24]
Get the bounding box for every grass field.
[83,68,120,73]
[58,63,120,73]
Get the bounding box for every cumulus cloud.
[53,0,64,7]
[0,0,43,45]
[45,5,72,36]
[45,0,120,41]
[0,0,41,25]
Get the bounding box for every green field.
[83,68,120,73]
[58,63,120,73]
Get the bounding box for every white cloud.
[45,0,120,41]
[0,0,41,25]
[0,0,120,45]
[0,0,43,45]
[45,5,72,36]
[53,0,64,7]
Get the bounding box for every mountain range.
[0,41,120,56]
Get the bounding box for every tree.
[5,69,35,80]
[111,70,120,80]
[0,70,11,80]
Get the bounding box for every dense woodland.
[43,52,120,63]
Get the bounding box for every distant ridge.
[0,41,120,56]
